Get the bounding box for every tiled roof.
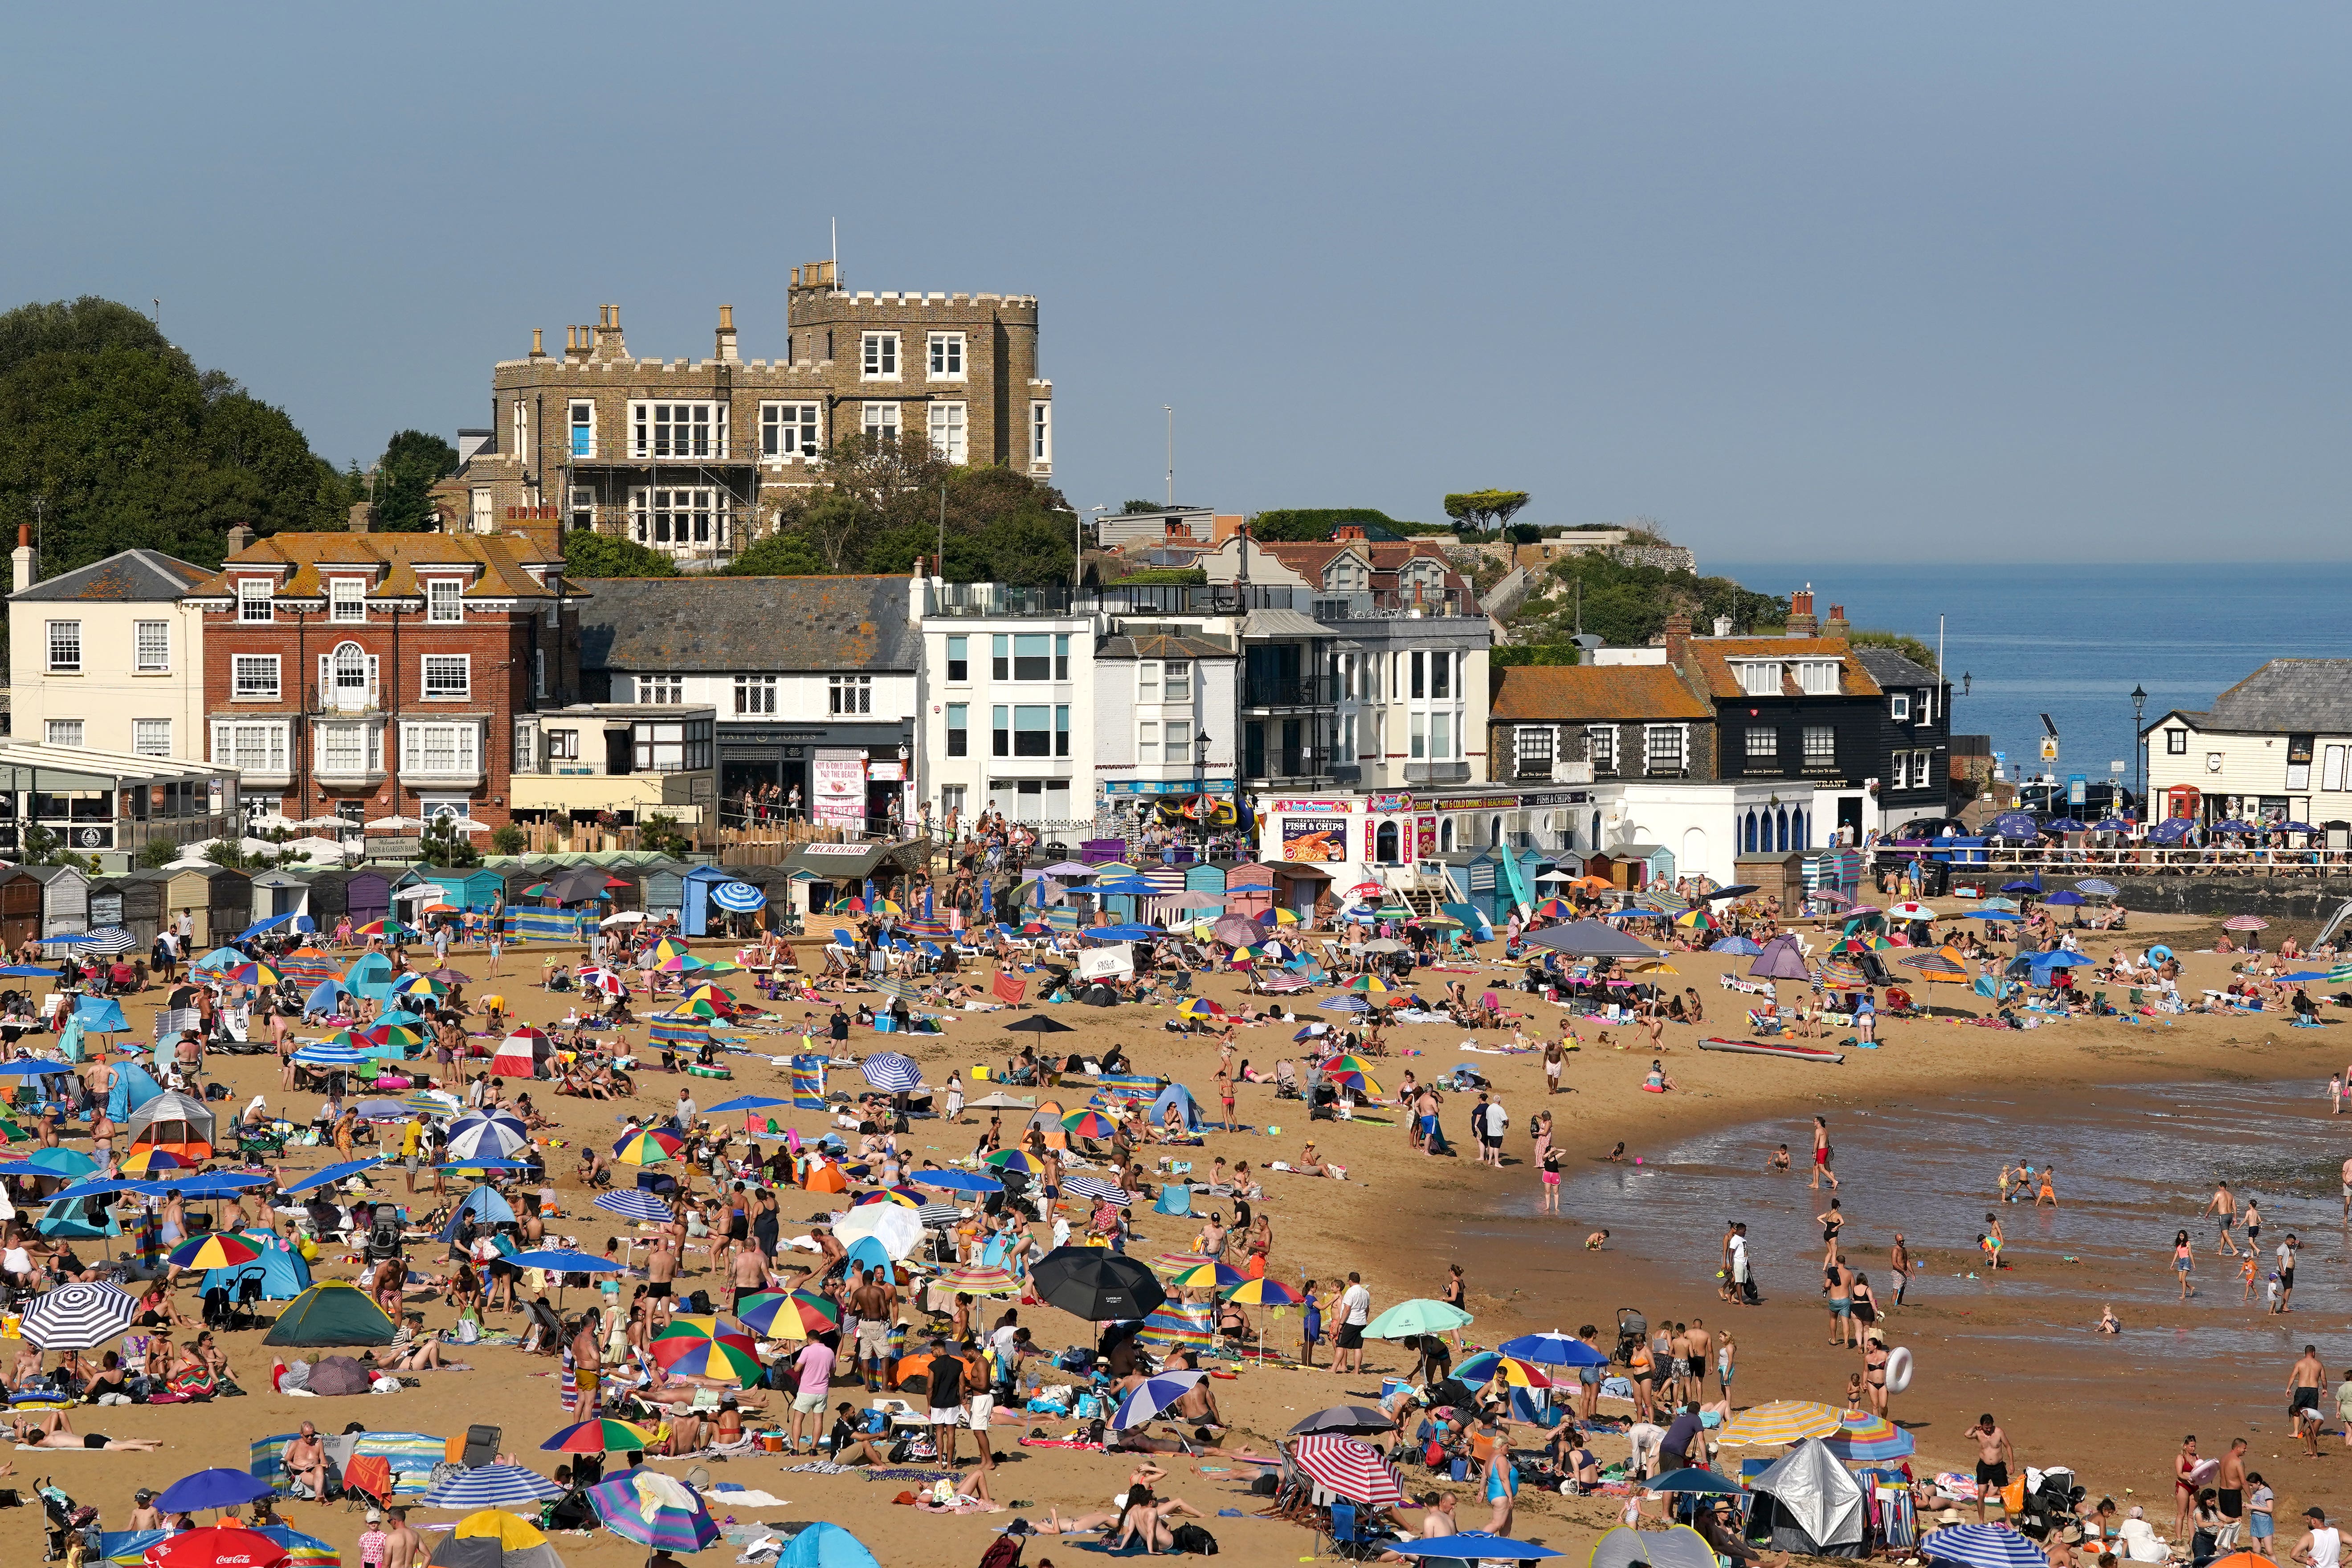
[1682,637,1882,700]
[2182,659,2352,734]
[186,531,562,601]
[8,550,210,603]
[578,576,918,674]
[1490,664,1712,723]
[1098,634,1235,661]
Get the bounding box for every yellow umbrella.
[1717,1400,1844,1446]
[451,1508,550,1549]
[1270,908,1300,925]
[1624,960,1680,975]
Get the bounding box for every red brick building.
[185,506,577,831]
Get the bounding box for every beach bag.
[1169,1523,1218,1555]
[976,1534,1025,1568]
[456,1317,481,1345]
[2001,1479,2026,1514]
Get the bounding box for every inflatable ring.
[685,1064,733,1079]
[2148,945,2174,965]
[1885,1344,1914,1395]
[1640,1084,1668,1094]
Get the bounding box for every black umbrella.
[1520,920,1661,958]
[1706,884,1761,901]
[541,866,614,906]
[1005,1015,1074,1035]
[1029,1246,1165,1321]
[1289,1405,1395,1436]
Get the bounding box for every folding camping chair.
[1316,1501,1371,1559]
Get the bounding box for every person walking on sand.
[1973,1413,2015,1523]
[2290,1346,2327,1457]
[1544,1037,1565,1096]
[2277,1234,2302,1312]
[1333,1272,1371,1377]
[1810,1117,1838,1191]
[1890,1233,1911,1309]
[2207,1182,2242,1257]
[2174,1230,2196,1301]
[2176,1436,2203,1542]
[2219,1438,2250,1552]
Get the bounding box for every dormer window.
[1796,659,1841,696]
[237,579,273,623]
[1736,661,1781,697]
[330,578,366,623]
[426,579,463,623]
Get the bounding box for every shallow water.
[1466,1077,2352,1363]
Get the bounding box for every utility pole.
[1163,406,1174,506]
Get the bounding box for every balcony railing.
[1405,761,1471,784]
[1243,674,1336,708]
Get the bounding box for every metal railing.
[1883,842,2352,876]
[1242,674,1336,707]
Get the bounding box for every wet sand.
[8,902,2352,1567]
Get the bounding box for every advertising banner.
[813,751,866,830]
[1278,817,1348,862]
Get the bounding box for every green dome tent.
[264,1279,396,1346]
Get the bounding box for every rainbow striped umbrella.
[1346,974,1391,994]
[542,1417,656,1454]
[650,1317,763,1386]
[228,961,285,987]
[1062,1109,1118,1139]
[985,1150,1045,1176]
[1320,1053,1378,1074]
[933,1265,1020,1296]
[1222,1276,1299,1307]
[727,1292,804,1342]
[1168,1259,1247,1292]
[1533,898,1573,919]
[785,1289,841,1332]
[119,1147,188,1175]
[854,1188,917,1208]
[611,1129,681,1166]
[1176,998,1226,1021]
[1826,1411,1916,1462]
[352,919,410,939]
[1451,1351,1553,1388]
[1323,1068,1382,1097]
[168,1233,260,1270]
[392,975,447,999]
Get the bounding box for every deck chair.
[460,1425,500,1469]
[1154,1183,1192,1218]
[1316,1501,1369,1559]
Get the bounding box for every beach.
[10,902,2352,1568]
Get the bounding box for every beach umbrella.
[1289,1405,1392,1436]
[1973,897,2020,911]
[1826,1411,1916,1462]
[1168,1258,1247,1293]
[1999,878,2043,895]
[859,1052,922,1092]
[1917,1524,2050,1568]
[20,1281,137,1348]
[156,1467,276,1513]
[2042,817,2090,834]
[1059,1173,1127,1205]
[2074,878,2119,896]
[1384,1534,1560,1560]
[710,881,766,913]
[594,1189,674,1225]
[445,1111,529,1162]
[392,975,447,999]
[1496,1330,1608,1367]
[911,1168,1003,1194]
[1004,1014,1073,1036]
[1364,1298,1472,1339]
[1062,1109,1118,1139]
[1648,1467,1747,1496]
[1346,973,1391,995]
[1318,994,1371,1014]
[1986,812,2041,840]
[932,1265,1021,1296]
[22,1147,97,1177]
[1225,1276,1299,1308]
[294,1042,371,1068]
[1531,898,1573,919]
[1964,909,2021,923]
[1452,1352,1553,1388]
[985,1150,1045,1176]
[1718,1399,1843,1445]
[1110,1370,1206,1429]
[2223,915,2269,931]
[2089,819,2134,834]
[419,1463,565,1510]
[585,1467,719,1553]
[1175,997,1226,1021]
[2042,890,2087,907]
[1903,950,1968,982]
[725,1292,806,1341]
[146,1527,290,1568]
[1292,1433,1407,1507]
[611,1128,681,1166]
[168,1233,261,1271]
[650,1319,763,1386]
[229,961,286,987]
[76,927,138,957]
[542,1417,656,1454]
[118,1147,188,1176]
[1030,1246,1166,1321]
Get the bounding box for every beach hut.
[21,866,90,938]
[159,865,251,947]
[0,870,46,949]
[1267,861,1332,922]
[1183,861,1227,906]
[1223,862,1274,920]
[679,865,736,937]
[86,874,163,949]
[302,869,352,928]
[342,868,392,926]
[1735,853,1808,909]
[640,862,687,924]
[248,869,317,928]
[1462,845,1509,927]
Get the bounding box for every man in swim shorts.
[1972,1413,2013,1523]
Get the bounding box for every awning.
[1241,608,1327,639]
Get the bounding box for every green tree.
[1443,489,1531,535]
[0,296,355,573]
[1119,499,1163,514]
[561,531,678,578]
[1509,551,1789,649]
[134,836,181,869]
[727,526,829,577]
[761,434,1076,581]
[1847,629,1941,669]
[638,813,693,856]
[416,816,482,868]
[488,824,527,857]
[372,430,459,531]
[1249,507,1422,542]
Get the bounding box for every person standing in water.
[2206,1182,2241,1257]
[2174,1230,2197,1301]
[1889,1233,1911,1308]
[1810,1117,1838,1191]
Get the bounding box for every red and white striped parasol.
[1292,1433,1406,1506]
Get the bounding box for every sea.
[1708,561,2352,802]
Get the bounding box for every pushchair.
[38,1478,96,1562]
[1613,1308,1648,1368]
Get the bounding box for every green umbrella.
[1364,1297,1474,1340]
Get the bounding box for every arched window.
[1489,815,1504,846]
[1375,821,1400,863]
[1792,808,1807,849]
[1590,811,1602,851]
[332,641,367,694]
[1744,811,1759,853]
[1775,807,1790,852]
[1438,818,1455,851]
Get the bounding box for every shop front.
[718,719,910,835]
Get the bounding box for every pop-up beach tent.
[264,1279,396,1346]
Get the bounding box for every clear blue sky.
[8,4,2348,559]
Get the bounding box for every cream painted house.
[2142,659,2352,829]
[6,547,211,760]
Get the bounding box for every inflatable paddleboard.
[1699,1037,1846,1064]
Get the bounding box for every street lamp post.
[2131,683,2148,820]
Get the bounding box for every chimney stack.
[715,304,739,363]
[1662,612,1692,668]
[591,304,625,358]
[348,502,376,535]
[529,327,546,359]
[11,523,33,594]
[225,523,254,558]
[1824,603,1851,640]
[1787,585,1817,638]
[1712,613,1732,637]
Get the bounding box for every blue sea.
[1711,561,2352,798]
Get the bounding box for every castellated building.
[439,261,1052,567]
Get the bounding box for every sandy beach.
[8,901,2352,1568]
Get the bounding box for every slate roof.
[1490,665,1712,723]
[7,549,210,603]
[578,576,918,674]
[1682,637,1882,701]
[1097,634,1234,662]
[1851,645,1942,689]
[2175,659,2352,735]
